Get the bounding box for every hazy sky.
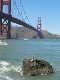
[4,0,60,35]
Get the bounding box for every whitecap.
[0,40,8,46]
[0,61,10,73]
[0,61,23,76]
[0,61,10,67]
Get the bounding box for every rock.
[22,58,53,76]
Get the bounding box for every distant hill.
[11,27,39,39]
[41,30,60,39]
[11,27,60,39]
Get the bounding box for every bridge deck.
[0,12,43,39]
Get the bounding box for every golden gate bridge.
[0,0,43,39]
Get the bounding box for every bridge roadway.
[0,12,43,39]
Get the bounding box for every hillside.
[42,30,60,39]
[11,27,60,39]
[11,27,39,39]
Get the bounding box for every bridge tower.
[0,0,11,38]
[37,17,42,31]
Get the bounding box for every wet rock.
[22,58,53,76]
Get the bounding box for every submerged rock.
[22,58,53,76]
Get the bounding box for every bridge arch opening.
[0,0,11,38]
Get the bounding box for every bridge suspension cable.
[12,0,31,25]
[14,2,23,20]
[20,0,31,25]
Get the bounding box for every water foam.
[0,74,13,80]
[0,61,13,80]
[0,61,10,73]
[0,61,10,66]
[5,76,13,80]
[0,40,8,46]
[0,60,23,76]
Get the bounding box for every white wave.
[0,40,8,46]
[0,61,13,80]
[0,61,10,73]
[0,61,10,67]
[11,66,23,76]
[0,61,23,76]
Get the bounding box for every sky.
[3,0,60,35]
[21,0,60,35]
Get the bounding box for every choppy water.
[0,39,60,80]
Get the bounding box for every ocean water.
[0,39,60,80]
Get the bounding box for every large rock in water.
[22,58,53,76]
